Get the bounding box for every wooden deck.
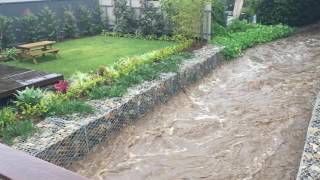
[0,64,63,100]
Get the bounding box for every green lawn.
[3,36,176,77]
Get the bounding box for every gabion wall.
[12,46,223,168]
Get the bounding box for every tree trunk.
[233,0,244,19]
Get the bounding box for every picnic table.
[17,41,59,64]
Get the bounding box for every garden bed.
[12,45,223,167]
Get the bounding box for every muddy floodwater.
[71,26,320,180]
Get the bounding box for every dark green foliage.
[257,0,320,26]
[78,5,94,36]
[1,120,36,145]
[38,6,58,40]
[46,99,94,116]
[91,0,106,34]
[211,22,293,59]
[113,0,138,33]
[62,7,79,39]
[212,0,226,26]
[0,15,15,50]
[227,20,256,33]
[17,12,39,43]
[138,4,166,36]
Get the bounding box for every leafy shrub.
[0,15,15,50]
[62,7,79,39]
[1,120,36,145]
[15,87,45,106]
[2,47,18,61]
[46,99,94,116]
[211,24,293,59]
[212,0,226,26]
[227,20,257,33]
[78,5,94,36]
[15,87,48,118]
[257,0,320,26]
[38,6,58,40]
[0,107,16,130]
[54,80,69,94]
[91,0,106,34]
[113,0,138,34]
[17,12,40,43]
[138,4,166,36]
[161,0,208,38]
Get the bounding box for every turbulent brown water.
[71,25,320,180]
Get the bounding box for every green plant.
[46,99,94,116]
[0,15,15,50]
[15,87,46,106]
[15,87,48,118]
[161,0,209,39]
[38,6,58,40]
[91,0,106,34]
[257,0,320,26]
[212,0,226,26]
[62,7,79,39]
[227,20,257,33]
[138,3,166,36]
[2,47,17,61]
[17,12,40,43]
[78,5,94,36]
[211,23,293,59]
[0,107,16,130]
[1,120,36,145]
[113,0,138,34]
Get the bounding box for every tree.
[18,12,40,43]
[161,0,210,39]
[138,3,166,36]
[113,0,138,33]
[233,0,244,18]
[62,7,79,39]
[38,6,58,40]
[91,0,106,34]
[78,5,93,36]
[0,15,15,50]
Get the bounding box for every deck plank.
[0,64,63,100]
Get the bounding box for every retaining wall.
[297,93,320,179]
[12,45,223,167]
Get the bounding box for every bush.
[257,0,320,26]
[1,47,18,61]
[0,15,15,50]
[15,87,48,118]
[91,0,106,34]
[0,107,16,130]
[212,0,226,26]
[138,4,166,36]
[38,6,58,40]
[62,7,79,39]
[161,0,208,39]
[78,5,94,36]
[211,23,293,59]
[113,0,138,34]
[17,12,40,43]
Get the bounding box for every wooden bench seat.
[17,41,59,64]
